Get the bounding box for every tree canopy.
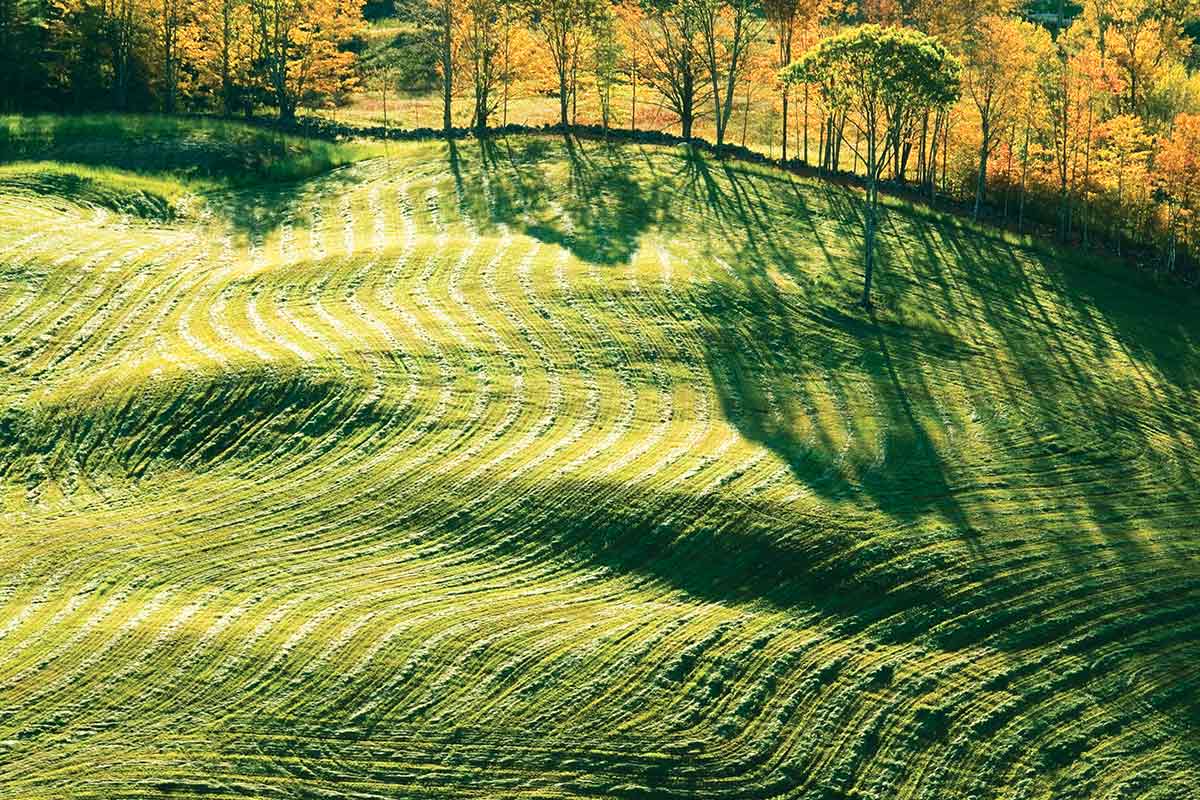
[782,24,961,305]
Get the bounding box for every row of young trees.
[2,0,1199,281]
[419,0,1200,285]
[423,0,766,143]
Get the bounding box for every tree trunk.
[826,116,834,170]
[680,67,694,139]
[862,135,877,307]
[1165,212,1177,273]
[1059,187,1070,241]
[274,34,294,124]
[795,114,801,163]
[630,51,637,130]
[709,36,723,146]
[927,112,941,201]
[1018,115,1031,232]
[781,90,789,161]
[112,4,131,111]
[1082,99,1094,246]
[502,15,511,126]
[382,71,389,135]
[817,116,825,171]
[1115,159,1124,255]
[780,29,791,162]
[832,113,845,172]
[891,124,901,179]
[220,0,233,117]
[558,50,570,129]
[741,78,750,147]
[475,69,488,132]
[918,112,928,188]
[570,49,578,127]
[941,122,948,195]
[863,181,876,307]
[162,0,176,114]
[863,209,875,305]
[1004,121,1015,221]
[974,120,989,221]
[441,0,452,134]
[803,84,809,164]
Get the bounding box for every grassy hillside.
[1,123,1198,800]
[0,115,383,188]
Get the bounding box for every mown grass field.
[1,118,1198,799]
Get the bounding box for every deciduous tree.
[615,0,645,127]
[1095,112,1151,250]
[0,0,45,111]
[591,0,622,131]
[249,0,363,120]
[152,0,185,111]
[962,15,1039,220]
[697,0,763,147]
[527,0,595,128]
[640,0,705,140]
[1087,0,1195,120]
[459,0,501,130]
[762,0,800,159]
[783,24,960,306]
[1155,112,1200,271]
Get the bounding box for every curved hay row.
[0,136,1197,800]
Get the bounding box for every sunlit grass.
[0,122,1197,800]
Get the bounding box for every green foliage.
[781,25,962,303]
[357,18,442,93]
[781,24,961,136]
[591,1,623,129]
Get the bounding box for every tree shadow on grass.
[698,274,983,535]
[358,137,1196,626]
[200,164,364,240]
[446,135,672,266]
[658,149,1200,700]
[413,138,1200,780]
[655,151,982,534]
[869,197,1200,641]
[401,469,965,643]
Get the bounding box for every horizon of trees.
[2,0,1200,281]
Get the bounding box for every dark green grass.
[0,114,382,186]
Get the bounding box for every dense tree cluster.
[426,0,1200,282]
[0,0,363,118]
[3,0,1200,278]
